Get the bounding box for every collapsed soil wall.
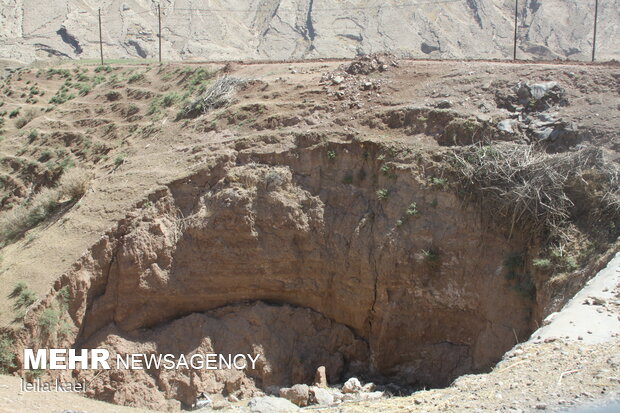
[14,136,543,408]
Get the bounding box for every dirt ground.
[0,339,618,412]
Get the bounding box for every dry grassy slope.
[0,58,618,328]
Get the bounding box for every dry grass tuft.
[450,144,619,240]
[57,168,92,201]
[0,169,92,243]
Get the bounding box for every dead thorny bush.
[177,76,244,119]
[450,144,619,241]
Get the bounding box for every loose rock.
[248,396,300,413]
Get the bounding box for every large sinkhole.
[39,136,615,409]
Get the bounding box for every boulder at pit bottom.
[248,396,300,413]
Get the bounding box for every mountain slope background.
[0,0,618,64]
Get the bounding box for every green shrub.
[532,258,552,268]
[161,92,179,107]
[105,90,122,101]
[14,117,28,129]
[126,103,139,116]
[8,108,20,118]
[127,73,144,83]
[92,75,106,86]
[76,73,89,82]
[38,308,60,335]
[58,286,70,307]
[46,68,71,78]
[564,256,579,271]
[14,109,36,129]
[0,169,90,242]
[146,99,161,116]
[406,202,418,216]
[49,89,76,104]
[327,150,336,160]
[95,65,112,73]
[183,68,215,92]
[147,93,180,116]
[13,288,36,310]
[376,188,389,200]
[430,176,448,187]
[0,336,15,373]
[75,83,92,96]
[114,154,126,167]
[38,149,52,162]
[27,129,38,142]
[9,282,28,299]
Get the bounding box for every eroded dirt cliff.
[10,134,614,408]
[0,57,618,410]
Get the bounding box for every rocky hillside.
[1,0,618,64]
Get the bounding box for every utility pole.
[592,0,599,62]
[513,0,518,60]
[98,8,104,65]
[158,3,162,63]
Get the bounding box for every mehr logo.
[23,349,261,370]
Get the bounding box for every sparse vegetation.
[127,73,144,83]
[38,307,60,335]
[406,202,418,216]
[327,150,337,160]
[126,103,140,117]
[532,258,552,268]
[181,67,215,93]
[26,128,38,142]
[95,65,113,73]
[9,282,37,322]
[13,109,36,129]
[146,92,179,115]
[46,68,71,79]
[75,83,92,96]
[0,335,15,373]
[421,247,441,264]
[57,168,92,200]
[0,169,91,243]
[114,154,126,167]
[177,76,244,119]
[105,90,122,101]
[430,176,448,187]
[49,87,76,104]
[376,188,389,200]
[451,144,619,241]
